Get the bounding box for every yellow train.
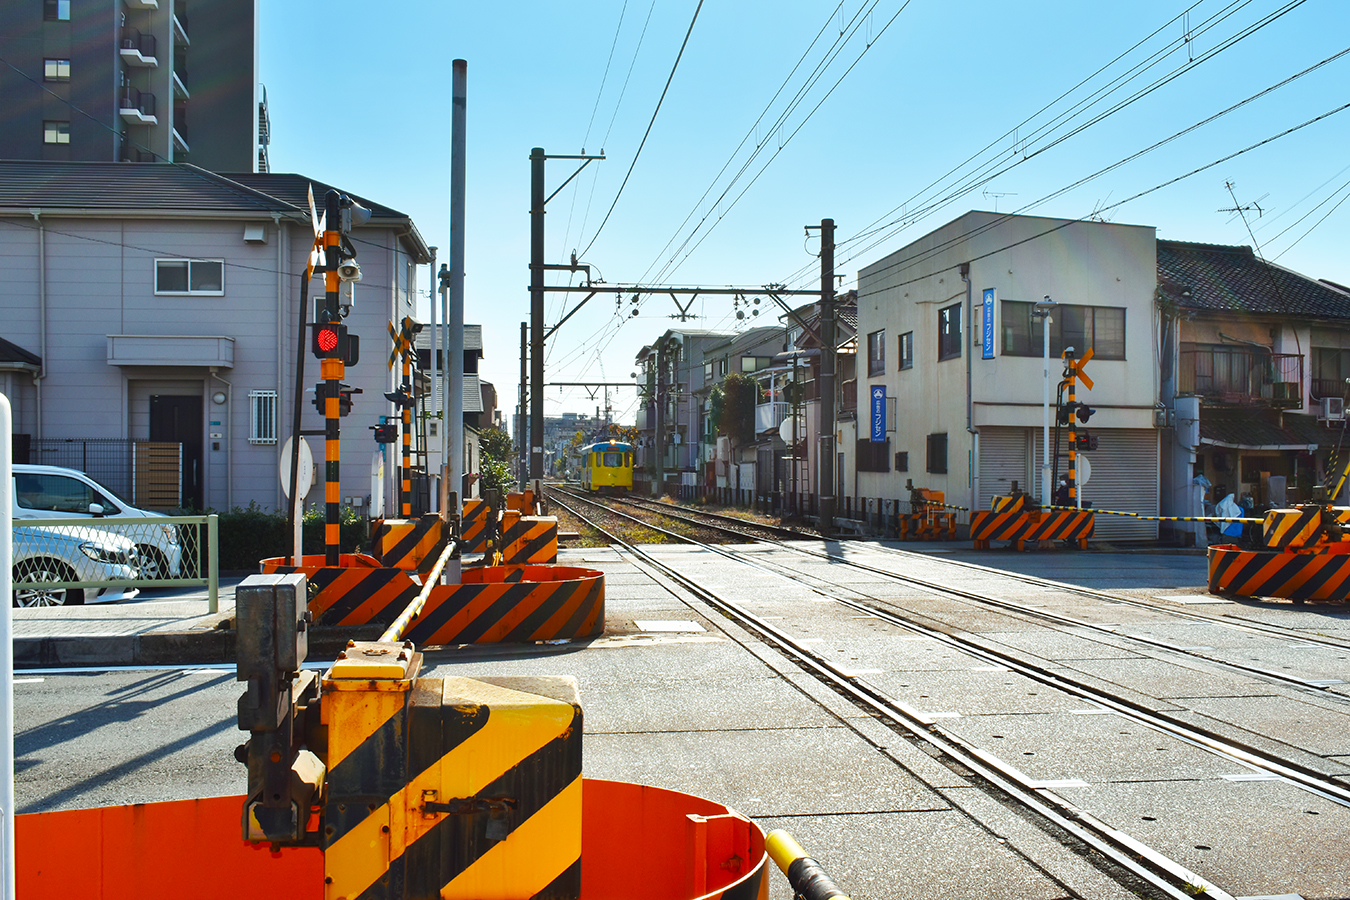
[581,440,634,493]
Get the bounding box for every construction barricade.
[501,514,559,564]
[1208,504,1350,601]
[971,506,1093,550]
[262,554,604,645]
[372,513,449,571]
[461,496,491,553]
[897,486,957,541]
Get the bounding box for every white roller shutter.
[978,427,1031,512]
[1034,427,1159,541]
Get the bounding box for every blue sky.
[260,0,1350,425]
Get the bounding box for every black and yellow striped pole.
[322,191,342,567]
[1066,348,1078,507]
[765,830,850,900]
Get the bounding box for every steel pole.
[323,190,342,566]
[449,59,467,515]
[0,392,15,900]
[1042,314,1051,507]
[518,321,527,486]
[817,218,836,536]
[529,147,545,482]
[427,246,437,513]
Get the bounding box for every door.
[150,395,203,510]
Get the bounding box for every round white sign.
[778,416,805,444]
[1076,453,1091,486]
[280,436,314,499]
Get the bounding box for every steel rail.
[546,492,1225,900]
[567,488,1350,685]
[550,488,1350,804]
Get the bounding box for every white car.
[12,523,140,607]
[12,464,183,580]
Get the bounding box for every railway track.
[549,485,1350,898]
[563,487,1350,696]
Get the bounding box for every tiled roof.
[1157,240,1350,319]
[1200,406,1344,450]
[0,161,298,214]
[224,172,411,222]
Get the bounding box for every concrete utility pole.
[654,339,668,496]
[817,218,836,536]
[448,59,466,515]
[518,321,527,486]
[529,148,545,484]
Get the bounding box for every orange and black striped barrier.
[1208,542,1350,602]
[372,513,448,571]
[992,493,1030,513]
[262,555,604,644]
[461,497,491,553]
[898,514,956,541]
[500,515,559,564]
[970,509,1030,548]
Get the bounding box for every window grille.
[249,390,278,444]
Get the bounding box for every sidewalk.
[12,578,243,668]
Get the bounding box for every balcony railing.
[118,88,156,122]
[1179,347,1303,409]
[755,401,790,434]
[119,28,158,65]
[1311,377,1348,400]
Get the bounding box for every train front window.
[602,451,623,467]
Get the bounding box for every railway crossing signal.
[313,382,361,417]
[371,422,397,443]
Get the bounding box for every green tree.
[478,426,514,495]
[720,372,758,448]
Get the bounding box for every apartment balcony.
[1311,377,1348,401]
[124,0,158,9]
[119,29,158,67]
[172,10,190,45]
[172,54,189,99]
[755,401,790,435]
[172,106,189,153]
[118,89,157,125]
[1179,347,1303,409]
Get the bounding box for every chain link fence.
[10,515,218,610]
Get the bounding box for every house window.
[1000,300,1126,360]
[938,304,962,361]
[44,0,70,20]
[43,120,69,144]
[867,329,885,377]
[899,331,913,370]
[248,391,278,445]
[926,432,948,474]
[894,451,908,472]
[704,362,714,380]
[856,438,890,472]
[43,58,70,81]
[1312,348,1350,398]
[156,258,224,295]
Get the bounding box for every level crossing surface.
[13,541,1350,899]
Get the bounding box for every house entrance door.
[150,395,203,510]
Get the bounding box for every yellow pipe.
[379,540,457,643]
[764,829,850,900]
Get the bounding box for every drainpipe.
[274,212,286,510]
[960,262,979,511]
[30,210,45,440]
[210,367,233,510]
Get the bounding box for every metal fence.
[11,515,219,611]
[24,439,136,498]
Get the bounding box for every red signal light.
[316,327,339,353]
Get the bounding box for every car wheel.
[136,545,171,581]
[12,560,85,608]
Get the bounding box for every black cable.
[579,0,705,259]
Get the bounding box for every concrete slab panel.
[864,668,1087,717]
[585,727,949,816]
[1178,695,1350,757]
[1050,778,1350,899]
[1064,657,1272,699]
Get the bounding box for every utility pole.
[530,147,545,486]
[816,218,836,536]
[518,321,527,486]
[654,339,668,496]
[448,58,466,515]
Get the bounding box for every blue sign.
[870,385,886,443]
[982,288,996,359]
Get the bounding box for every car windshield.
[15,471,134,514]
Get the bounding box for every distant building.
[0,0,266,171]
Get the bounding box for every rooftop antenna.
[983,190,1017,213]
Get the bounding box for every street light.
[1031,296,1057,506]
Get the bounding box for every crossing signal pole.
[1060,348,1094,506]
[320,191,343,566]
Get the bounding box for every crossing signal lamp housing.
[371,422,398,443]
[384,386,416,409]
[311,322,359,365]
[313,381,362,417]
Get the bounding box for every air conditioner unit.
[1321,396,1345,422]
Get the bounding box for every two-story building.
[0,161,432,514]
[853,211,1161,540]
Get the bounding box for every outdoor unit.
[1321,396,1345,422]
